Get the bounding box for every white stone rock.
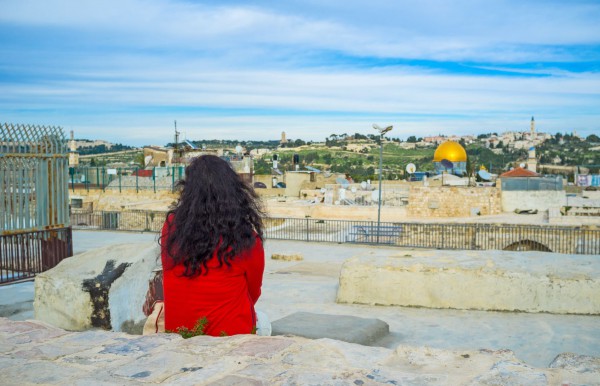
[34,242,159,332]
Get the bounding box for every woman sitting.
[160,155,265,336]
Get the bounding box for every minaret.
[280,131,288,146]
[68,130,79,166]
[530,116,535,136]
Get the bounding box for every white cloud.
[2,63,598,144]
[2,0,599,62]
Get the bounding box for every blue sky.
[1,0,599,146]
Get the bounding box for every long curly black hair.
[160,155,264,277]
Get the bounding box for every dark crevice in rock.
[82,260,131,330]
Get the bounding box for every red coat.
[160,218,264,336]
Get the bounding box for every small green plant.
[168,317,209,339]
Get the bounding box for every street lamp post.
[372,124,393,244]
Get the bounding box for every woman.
[160,155,265,336]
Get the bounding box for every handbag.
[142,300,165,335]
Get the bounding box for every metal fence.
[1,123,70,231]
[1,123,73,284]
[1,227,72,284]
[70,211,600,255]
[68,166,185,193]
[71,210,167,232]
[501,176,563,191]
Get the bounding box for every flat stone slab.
[336,250,600,314]
[272,311,389,346]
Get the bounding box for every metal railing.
[70,211,600,255]
[68,166,185,193]
[0,228,73,285]
[1,123,70,233]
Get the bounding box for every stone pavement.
[1,317,599,385]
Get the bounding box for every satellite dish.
[360,181,367,189]
[351,187,357,193]
[323,171,332,178]
[519,163,526,168]
[335,177,350,188]
[320,188,326,194]
[406,163,416,174]
[235,145,243,154]
[441,159,454,169]
[478,170,492,181]
[253,182,267,189]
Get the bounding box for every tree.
[586,134,600,143]
[304,152,318,164]
[407,136,417,143]
[294,139,306,147]
[134,152,146,167]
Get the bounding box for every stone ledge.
[2,318,599,385]
[336,251,600,314]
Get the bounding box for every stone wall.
[502,190,566,212]
[407,186,501,217]
[265,201,407,221]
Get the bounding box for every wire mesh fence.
[70,211,600,255]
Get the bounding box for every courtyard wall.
[407,186,501,217]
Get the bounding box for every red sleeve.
[244,237,264,305]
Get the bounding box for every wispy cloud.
[0,0,599,144]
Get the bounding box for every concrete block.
[34,242,159,332]
[271,311,389,346]
[336,252,600,315]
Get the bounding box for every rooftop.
[2,230,599,369]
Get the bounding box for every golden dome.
[433,141,467,162]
